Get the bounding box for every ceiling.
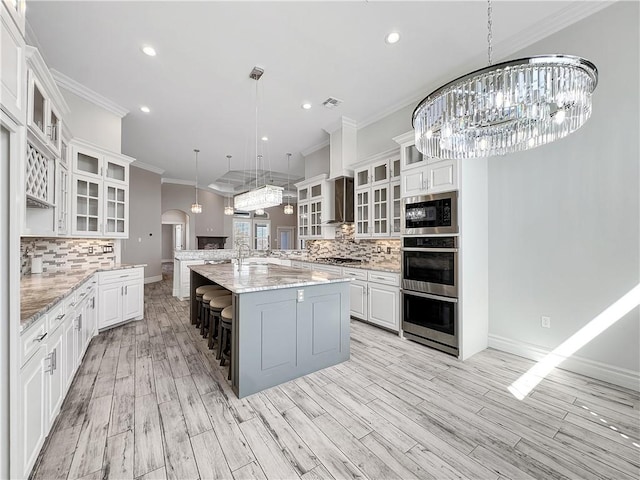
[25,1,610,192]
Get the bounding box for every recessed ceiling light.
[302,103,312,110]
[141,45,156,56]
[140,106,150,113]
[261,136,268,141]
[385,32,400,44]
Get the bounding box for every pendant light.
[284,153,293,215]
[234,67,283,212]
[412,0,598,159]
[224,155,234,216]
[190,149,202,214]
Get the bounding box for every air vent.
[322,97,343,109]
[249,66,264,80]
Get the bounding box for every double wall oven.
[401,191,459,356]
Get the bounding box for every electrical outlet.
[103,245,114,254]
[297,289,304,302]
[541,316,551,328]
[376,246,382,253]
[88,246,93,254]
[387,247,392,254]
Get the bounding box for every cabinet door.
[426,159,458,194]
[371,160,390,186]
[27,71,47,140]
[72,145,102,178]
[367,283,400,331]
[82,294,96,350]
[63,314,77,391]
[74,311,84,365]
[401,165,428,198]
[355,189,370,237]
[72,174,102,235]
[371,184,389,236]
[46,102,61,156]
[98,283,123,329]
[45,326,64,426]
[401,142,425,170]
[390,181,402,237]
[56,162,69,235]
[122,279,143,321]
[104,156,128,184]
[20,346,46,478]
[310,199,322,237]
[1,6,26,123]
[349,280,367,320]
[297,202,308,238]
[104,182,128,237]
[354,166,370,190]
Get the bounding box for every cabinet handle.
[45,350,55,375]
[119,274,128,278]
[32,332,47,343]
[91,297,95,309]
[55,314,65,321]
[125,286,128,295]
[121,286,124,295]
[75,315,82,330]
[372,276,388,281]
[79,292,86,298]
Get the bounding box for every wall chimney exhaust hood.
[325,177,354,224]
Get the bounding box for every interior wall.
[264,203,297,249]
[357,104,413,161]
[161,224,173,261]
[60,89,122,153]
[304,145,330,178]
[121,167,162,281]
[487,2,639,379]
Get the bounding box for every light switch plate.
[297,289,304,302]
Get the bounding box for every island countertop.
[189,262,352,294]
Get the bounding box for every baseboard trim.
[488,334,640,392]
[144,275,162,284]
[162,258,173,263]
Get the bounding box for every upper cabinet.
[394,130,458,197]
[1,2,26,123]
[353,150,401,239]
[70,139,133,238]
[295,174,335,241]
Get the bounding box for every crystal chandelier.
[234,66,283,212]
[284,153,293,215]
[190,149,202,214]
[412,0,598,159]
[224,155,234,216]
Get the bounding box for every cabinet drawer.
[367,270,400,287]
[342,267,367,281]
[99,268,143,285]
[47,302,66,333]
[20,317,47,367]
[312,264,342,275]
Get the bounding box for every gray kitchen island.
[190,262,351,398]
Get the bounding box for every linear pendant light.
[412,0,598,159]
[234,66,283,212]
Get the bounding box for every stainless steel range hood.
[325,176,354,224]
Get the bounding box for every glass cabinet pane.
[298,188,308,201]
[391,158,401,179]
[373,163,388,183]
[356,169,369,188]
[77,152,100,175]
[405,144,424,166]
[32,84,45,133]
[311,184,321,198]
[49,110,59,144]
[106,160,126,182]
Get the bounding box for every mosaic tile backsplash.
[307,225,401,264]
[21,238,116,276]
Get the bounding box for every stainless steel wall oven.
[401,235,459,356]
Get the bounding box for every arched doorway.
[161,209,190,261]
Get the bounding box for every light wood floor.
[32,273,640,480]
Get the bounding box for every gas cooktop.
[315,257,363,265]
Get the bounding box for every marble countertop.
[20,264,146,333]
[190,263,352,294]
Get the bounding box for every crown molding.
[25,46,70,116]
[323,116,357,135]
[161,178,196,186]
[132,160,164,175]
[301,140,329,157]
[51,69,129,118]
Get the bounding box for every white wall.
[304,145,329,178]
[60,89,122,153]
[487,2,639,386]
[357,104,413,161]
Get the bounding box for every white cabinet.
[295,174,335,241]
[19,345,46,479]
[70,139,134,238]
[62,311,78,392]
[342,267,368,320]
[354,152,401,238]
[174,259,204,299]
[344,268,400,332]
[1,3,26,123]
[98,267,144,330]
[44,322,64,427]
[368,281,400,331]
[55,158,70,235]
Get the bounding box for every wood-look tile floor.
[32,273,640,480]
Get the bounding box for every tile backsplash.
[307,225,401,263]
[21,238,116,275]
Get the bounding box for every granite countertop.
[190,263,352,294]
[335,261,400,274]
[20,264,146,333]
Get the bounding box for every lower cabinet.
[98,267,144,330]
[45,323,65,427]
[368,281,400,331]
[174,259,204,299]
[343,267,400,332]
[19,346,47,479]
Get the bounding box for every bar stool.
[208,295,232,349]
[195,285,225,327]
[199,287,227,330]
[219,306,233,379]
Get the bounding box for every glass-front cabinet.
[353,150,400,239]
[70,139,133,238]
[298,203,309,238]
[295,173,335,242]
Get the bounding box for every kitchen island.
[190,263,351,398]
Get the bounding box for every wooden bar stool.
[208,295,232,349]
[200,287,228,332]
[219,306,233,380]
[195,285,225,327]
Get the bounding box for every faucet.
[236,242,250,270]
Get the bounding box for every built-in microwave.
[402,191,458,235]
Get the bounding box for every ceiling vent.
[322,97,343,109]
[249,66,264,80]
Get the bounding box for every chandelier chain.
[487,0,493,66]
